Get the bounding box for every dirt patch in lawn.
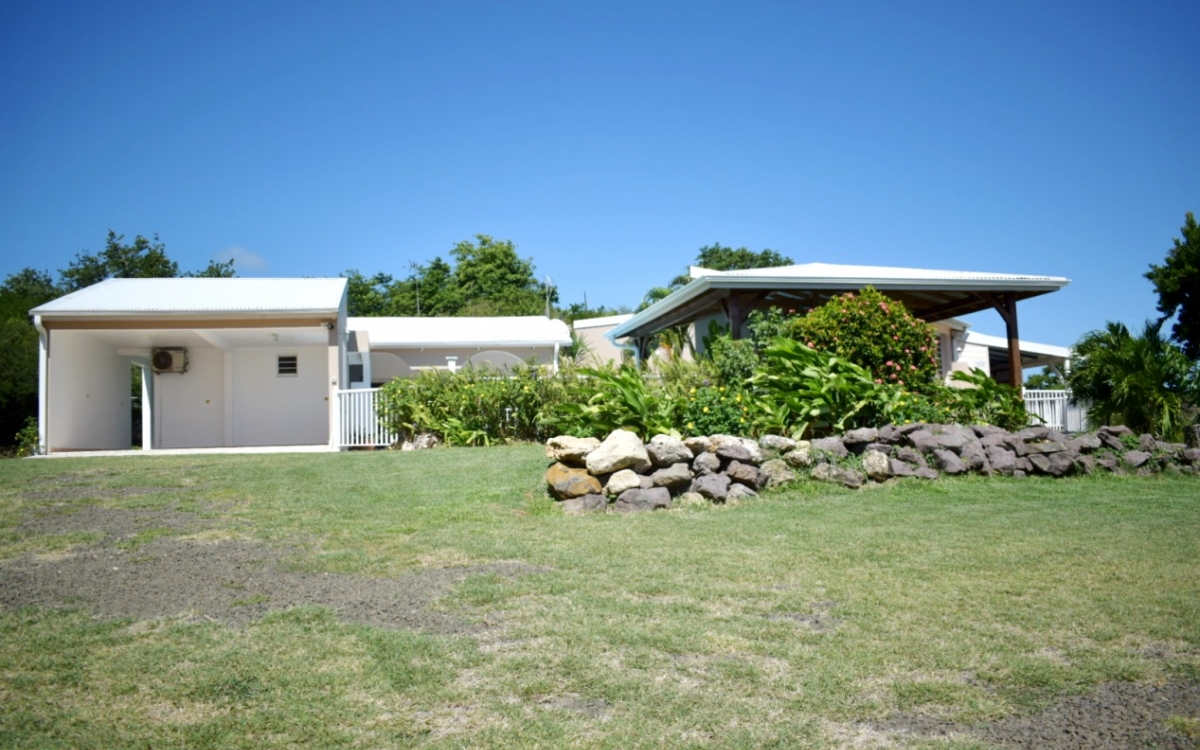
[873,679,1200,749]
[1,507,543,634]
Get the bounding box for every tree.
[60,231,180,291]
[342,270,397,317]
[1067,320,1198,440]
[0,269,62,447]
[1145,211,1200,359]
[1024,368,1066,390]
[667,243,794,287]
[185,259,237,278]
[451,235,551,316]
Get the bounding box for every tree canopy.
[342,235,554,318]
[1145,211,1200,359]
[667,243,794,288]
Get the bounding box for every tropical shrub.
[943,369,1032,431]
[751,338,893,438]
[706,335,759,388]
[1067,320,1198,441]
[14,416,40,457]
[542,365,678,440]
[681,385,751,436]
[785,287,941,393]
[378,364,581,446]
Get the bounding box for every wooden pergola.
[608,263,1071,390]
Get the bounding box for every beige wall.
[46,330,132,451]
[232,345,329,446]
[154,346,225,449]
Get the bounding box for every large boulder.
[613,487,671,513]
[783,446,814,468]
[545,435,601,465]
[811,437,849,460]
[692,451,721,476]
[546,463,603,500]
[894,446,928,469]
[932,449,967,475]
[647,434,693,467]
[842,427,879,453]
[862,449,892,482]
[710,435,764,464]
[586,429,651,475]
[715,442,753,464]
[691,473,732,502]
[757,459,797,489]
[650,462,693,492]
[959,441,990,474]
[906,429,940,454]
[724,460,760,488]
[811,463,864,489]
[985,445,1017,476]
[1123,450,1152,469]
[726,483,759,504]
[759,435,797,454]
[560,494,607,514]
[603,469,642,497]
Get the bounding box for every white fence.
[335,388,397,448]
[1023,389,1089,433]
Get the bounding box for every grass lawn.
[1,445,1198,748]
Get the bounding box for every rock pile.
[544,424,1199,512]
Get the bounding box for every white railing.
[335,388,397,448]
[1023,389,1089,433]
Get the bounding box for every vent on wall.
[151,348,188,374]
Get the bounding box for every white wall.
[154,346,225,449]
[46,330,131,451]
[232,346,328,446]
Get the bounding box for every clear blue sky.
[2,0,1196,346]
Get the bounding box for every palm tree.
[1068,320,1198,441]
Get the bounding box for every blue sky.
[2,0,1196,346]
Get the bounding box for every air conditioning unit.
[151,347,188,374]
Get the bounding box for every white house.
[31,278,349,453]
[30,278,574,454]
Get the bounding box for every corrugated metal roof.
[31,278,347,315]
[349,316,573,348]
[610,262,1071,341]
[572,313,634,330]
[694,262,1065,282]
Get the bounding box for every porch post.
[37,326,48,454]
[988,293,1024,391]
[140,363,153,450]
[723,297,744,339]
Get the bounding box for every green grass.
[1,446,1198,748]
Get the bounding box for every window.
[277,355,298,376]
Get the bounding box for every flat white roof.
[572,313,634,330]
[964,330,1072,360]
[349,316,572,348]
[32,278,348,316]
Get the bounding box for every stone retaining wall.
[544,424,1200,513]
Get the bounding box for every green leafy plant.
[543,365,678,440]
[14,416,40,457]
[1067,320,1198,440]
[680,386,751,436]
[378,363,581,446]
[945,369,1032,431]
[751,338,890,438]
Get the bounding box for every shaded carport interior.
[608,263,1071,389]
